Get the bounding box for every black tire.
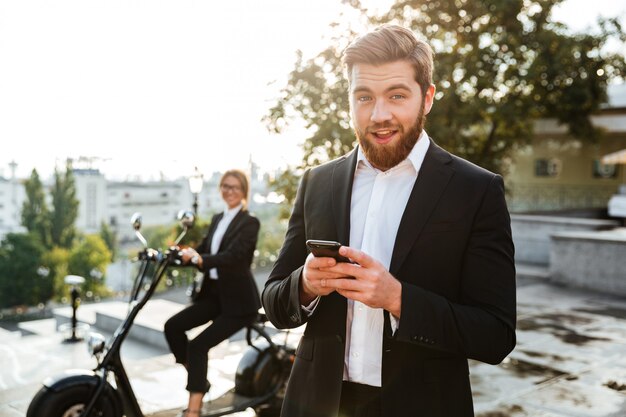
[254,404,282,417]
[27,385,120,417]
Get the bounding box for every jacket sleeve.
[262,170,311,329]
[199,215,260,270]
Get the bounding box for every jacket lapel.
[200,213,223,253]
[389,139,455,275]
[332,148,358,245]
[219,209,246,250]
[209,213,223,236]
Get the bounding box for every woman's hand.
[180,248,202,268]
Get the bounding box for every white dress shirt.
[208,204,242,279]
[344,131,430,386]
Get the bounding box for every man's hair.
[220,169,250,207]
[342,25,434,95]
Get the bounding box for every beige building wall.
[507,120,626,213]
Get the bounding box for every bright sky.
[0,0,624,181]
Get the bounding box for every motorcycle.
[27,210,295,417]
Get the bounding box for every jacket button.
[290,314,298,322]
[412,335,418,341]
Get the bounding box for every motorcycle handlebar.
[128,245,184,303]
[134,245,185,264]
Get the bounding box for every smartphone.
[306,239,354,263]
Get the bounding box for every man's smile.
[369,127,399,144]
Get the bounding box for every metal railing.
[507,183,618,213]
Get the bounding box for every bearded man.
[262,25,516,417]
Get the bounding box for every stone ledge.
[53,300,187,350]
[511,214,619,227]
[551,227,626,243]
[516,263,550,281]
[550,229,626,296]
[93,300,185,350]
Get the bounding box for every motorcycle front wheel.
[27,385,121,417]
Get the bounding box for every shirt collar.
[356,129,430,174]
[223,204,243,218]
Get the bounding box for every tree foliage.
[131,218,214,292]
[0,233,51,308]
[67,234,111,298]
[264,45,355,218]
[41,246,70,302]
[12,165,126,306]
[99,221,117,262]
[172,217,212,249]
[252,203,288,269]
[49,161,79,249]
[264,0,625,208]
[379,0,624,171]
[21,169,51,247]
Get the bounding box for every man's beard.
[356,101,426,171]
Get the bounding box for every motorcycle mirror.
[87,332,106,357]
[173,210,195,245]
[178,210,195,229]
[130,212,142,231]
[130,212,148,248]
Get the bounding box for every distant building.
[105,180,192,242]
[0,176,26,238]
[507,83,626,213]
[0,156,278,241]
[0,165,254,242]
[73,169,107,234]
[0,162,26,239]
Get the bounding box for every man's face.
[349,60,435,171]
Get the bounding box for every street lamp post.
[188,166,204,215]
[63,275,85,343]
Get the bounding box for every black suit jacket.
[262,140,516,417]
[195,209,261,317]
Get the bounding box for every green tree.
[99,221,117,261]
[42,246,70,302]
[49,161,79,249]
[67,234,111,299]
[265,0,625,208]
[172,217,212,249]
[160,217,213,291]
[380,0,625,172]
[0,233,51,308]
[253,204,288,269]
[21,169,51,247]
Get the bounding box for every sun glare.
[0,0,623,180]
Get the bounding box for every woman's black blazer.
[194,209,261,317]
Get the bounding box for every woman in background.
[164,169,261,417]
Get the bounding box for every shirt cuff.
[390,314,399,335]
[301,296,321,316]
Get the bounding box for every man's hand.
[320,246,402,318]
[300,253,352,305]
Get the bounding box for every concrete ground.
[1,269,626,416]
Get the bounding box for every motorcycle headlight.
[87,332,106,356]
